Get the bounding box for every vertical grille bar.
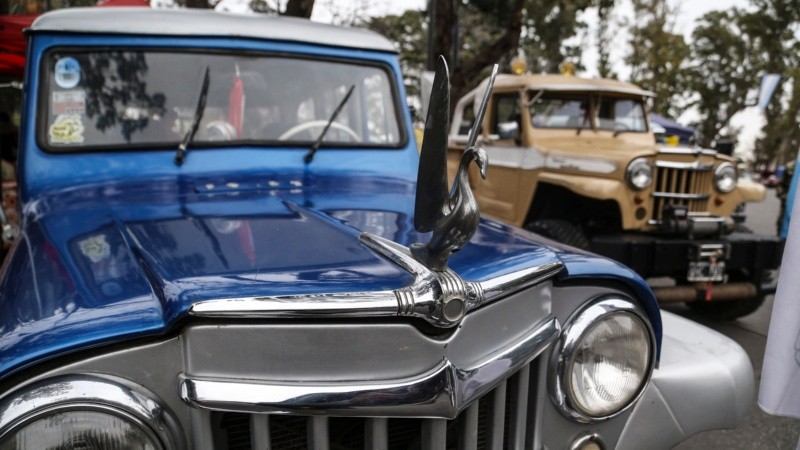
[487,380,507,450]
[250,414,271,450]
[365,418,388,450]
[421,419,447,450]
[307,417,329,450]
[189,408,216,450]
[460,403,480,450]
[507,365,530,450]
[525,361,544,450]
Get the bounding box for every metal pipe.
[653,282,758,303]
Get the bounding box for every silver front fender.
[617,310,754,450]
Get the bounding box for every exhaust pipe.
[653,282,758,303]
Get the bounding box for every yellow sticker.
[49,114,85,144]
[78,234,111,263]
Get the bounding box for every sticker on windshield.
[54,57,81,89]
[52,90,86,116]
[78,234,111,263]
[49,114,85,144]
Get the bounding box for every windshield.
[40,50,403,151]
[528,91,647,133]
[596,96,647,132]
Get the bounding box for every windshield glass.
[528,91,648,133]
[40,50,402,151]
[596,96,647,132]
[529,93,588,129]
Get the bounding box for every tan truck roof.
[488,74,655,97]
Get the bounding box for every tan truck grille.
[210,363,539,450]
[651,162,713,222]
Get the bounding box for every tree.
[740,0,800,166]
[625,0,690,118]
[428,0,526,108]
[685,9,757,148]
[521,0,595,75]
[595,0,616,79]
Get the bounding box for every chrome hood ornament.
[411,57,498,272]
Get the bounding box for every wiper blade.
[175,67,210,166]
[304,84,355,165]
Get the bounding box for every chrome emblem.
[411,57,497,272]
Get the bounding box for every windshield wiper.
[304,84,355,165]
[174,67,210,166]
[576,106,591,136]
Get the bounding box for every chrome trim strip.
[0,374,185,450]
[545,155,617,174]
[657,147,718,156]
[654,161,713,171]
[190,233,564,328]
[548,295,656,423]
[180,317,560,419]
[482,146,545,170]
[651,192,709,200]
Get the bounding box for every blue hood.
[0,173,660,380]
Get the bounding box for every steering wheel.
[278,120,361,142]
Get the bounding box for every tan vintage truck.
[449,73,784,320]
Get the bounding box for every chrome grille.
[209,363,538,450]
[651,162,713,222]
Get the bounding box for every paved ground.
[666,188,800,449]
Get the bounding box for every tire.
[525,219,590,250]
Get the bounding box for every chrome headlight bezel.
[626,158,654,190]
[548,295,656,423]
[714,162,738,193]
[0,374,184,450]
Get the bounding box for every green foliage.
[740,0,800,166]
[521,0,594,74]
[625,0,690,118]
[685,9,757,148]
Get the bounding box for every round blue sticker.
[54,57,81,89]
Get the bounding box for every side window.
[492,94,521,141]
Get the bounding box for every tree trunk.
[284,0,314,18]
[447,0,525,110]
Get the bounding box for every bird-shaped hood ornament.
[411,57,498,272]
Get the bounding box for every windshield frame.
[526,89,650,134]
[36,46,409,154]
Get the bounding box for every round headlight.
[715,162,737,193]
[550,296,655,422]
[0,375,184,450]
[626,158,653,190]
[0,410,161,450]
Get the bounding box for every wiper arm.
[175,67,210,166]
[576,108,591,136]
[304,84,355,165]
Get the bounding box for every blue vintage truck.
[0,7,753,450]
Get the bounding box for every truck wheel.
[525,219,590,250]
[686,296,765,321]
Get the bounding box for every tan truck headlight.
[626,158,653,190]
[549,296,656,422]
[714,162,737,193]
